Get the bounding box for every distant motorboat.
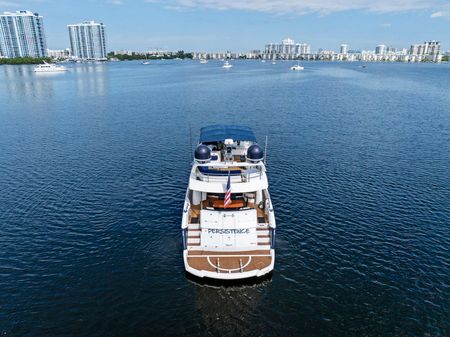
[200,59,208,64]
[290,64,304,71]
[222,61,233,69]
[142,53,151,64]
[34,62,67,73]
[272,61,276,65]
[261,60,266,63]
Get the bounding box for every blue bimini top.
[199,125,257,143]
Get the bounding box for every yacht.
[200,59,208,64]
[182,125,276,280]
[290,64,304,71]
[222,61,233,69]
[33,62,68,73]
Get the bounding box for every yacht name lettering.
[207,228,250,234]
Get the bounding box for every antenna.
[189,122,194,162]
[264,135,268,165]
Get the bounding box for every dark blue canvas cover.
[199,125,257,143]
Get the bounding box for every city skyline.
[0,1,449,52]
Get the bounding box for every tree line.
[108,50,193,61]
[0,57,53,65]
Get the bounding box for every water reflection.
[72,63,108,98]
[0,63,109,103]
[1,65,56,101]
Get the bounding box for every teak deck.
[187,250,272,273]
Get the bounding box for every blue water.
[0,61,449,336]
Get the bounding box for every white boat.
[290,64,304,71]
[272,60,276,65]
[182,125,276,280]
[142,54,150,65]
[222,61,233,69]
[261,60,266,63]
[200,59,208,64]
[33,62,67,73]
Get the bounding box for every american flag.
[224,173,231,208]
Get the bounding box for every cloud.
[381,23,392,28]
[0,1,21,7]
[146,0,448,15]
[431,10,450,18]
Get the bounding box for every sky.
[1,0,449,52]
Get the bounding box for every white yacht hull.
[34,68,67,72]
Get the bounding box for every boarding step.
[187,237,201,246]
[188,223,201,230]
[187,231,201,238]
[257,224,269,230]
[257,236,271,245]
[257,229,270,237]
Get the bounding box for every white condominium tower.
[68,21,107,60]
[375,44,386,55]
[340,44,349,54]
[0,11,47,58]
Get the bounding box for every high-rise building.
[386,46,397,54]
[295,43,311,55]
[424,40,440,55]
[280,38,295,54]
[265,43,277,54]
[375,45,386,55]
[68,21,107,60]
[0,10,47,58]
[410,41,441,55]
[340,44,348,54]
[303,44,311,54]
[410,44,420,55]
